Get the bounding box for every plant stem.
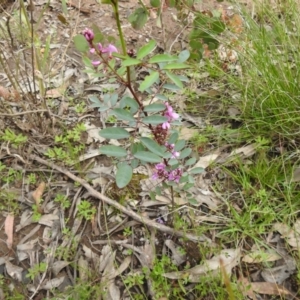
[111,2,132,91]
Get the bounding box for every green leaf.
[143,115,167,125]
[168,132,178,144]
[99,128,130,139]
[91,24,105,43]
[189,167,205,174]
[131,159,139,169]
[122,58,142,67]
[175,139,186,151]
[130,143,145,154]
[112,108,135,122]
[137,40,156,60]
[163,84,181,91]
[139,71,159,92]
[165,71,183,89]
[179,148,192,159]
[134,151,161,163]
[112,52,128,59]
[128,7,148,30]
[163,62,191,70]
[185,157,196,166]
[149,54,177,63]
[156,94,168,101]
[178,50,190,63]
[99,145,127,157]
[140,137,166,157]
[150,0,160,7]
[73,35,89,52]
[116,164,133,188]
[120,96,139,114]
[143,103,166,112]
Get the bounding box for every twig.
[30,154,210,243]
[0,109,48,116]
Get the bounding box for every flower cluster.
[82,28,118,67]
[162,102,179,130]
[165,142,180,159]
[151,103,182,183]
[152,163,182,183]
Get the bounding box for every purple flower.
[155,163,166,170]
[164,102,179,122]
[92,60,101,66]
[162,122,170,130]
[168,168,182,183]
[152,173,159,180]
[102,44,118,57]
[83,28,94,42]
[171,151,180,159]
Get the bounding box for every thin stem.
[111,2,132,92]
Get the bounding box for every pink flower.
[90,48,96,54]
[83,28,94,42]
[97,43,118,57]
[162,122,170,130]
[155,163,166,170]
[168,168,182,183]
[92,60,101,66]
[102,44,118,57]
[171,151,180,159]
[164,102,179,122]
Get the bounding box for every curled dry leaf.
[273,220,300,248]
[78,256,89,282]
[163,248,241,282]
[250,282,295,298]
[190,153,220,170]
[32,182,46,208]
[5,213,14,249]
[0,86,11,101]
[165,240,186,266]
[242,250,281,263]
[5,260,23,282]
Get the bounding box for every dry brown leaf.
[229,143,256,157]
[164,248,240,282]
[273,220,300,248]
[4,214,14,249]
[237,275,257,300]
[190,153,220,170]
[45,88,64,98]
[32,182,46,206]
[242,250,281,263]
[0,85,10,101]
[226,14,243,33]
[251,282,293,297]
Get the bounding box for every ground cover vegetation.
[0,0,300,299]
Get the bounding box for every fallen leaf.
[164,248,240,282]
[32,182,46,206]
[242,250,281,263]
[4,214,14,249]
[190,153,220,170]
[5,260,23,282]
[273,220,300,248]
[229,143,256,158]
[237,275,257,300]
[251,282,293,297]
[0,86,11,101]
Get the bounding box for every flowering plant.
[73,1,204,205]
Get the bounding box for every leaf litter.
[0,0,299,299]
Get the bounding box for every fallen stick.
[30,154,210,243]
